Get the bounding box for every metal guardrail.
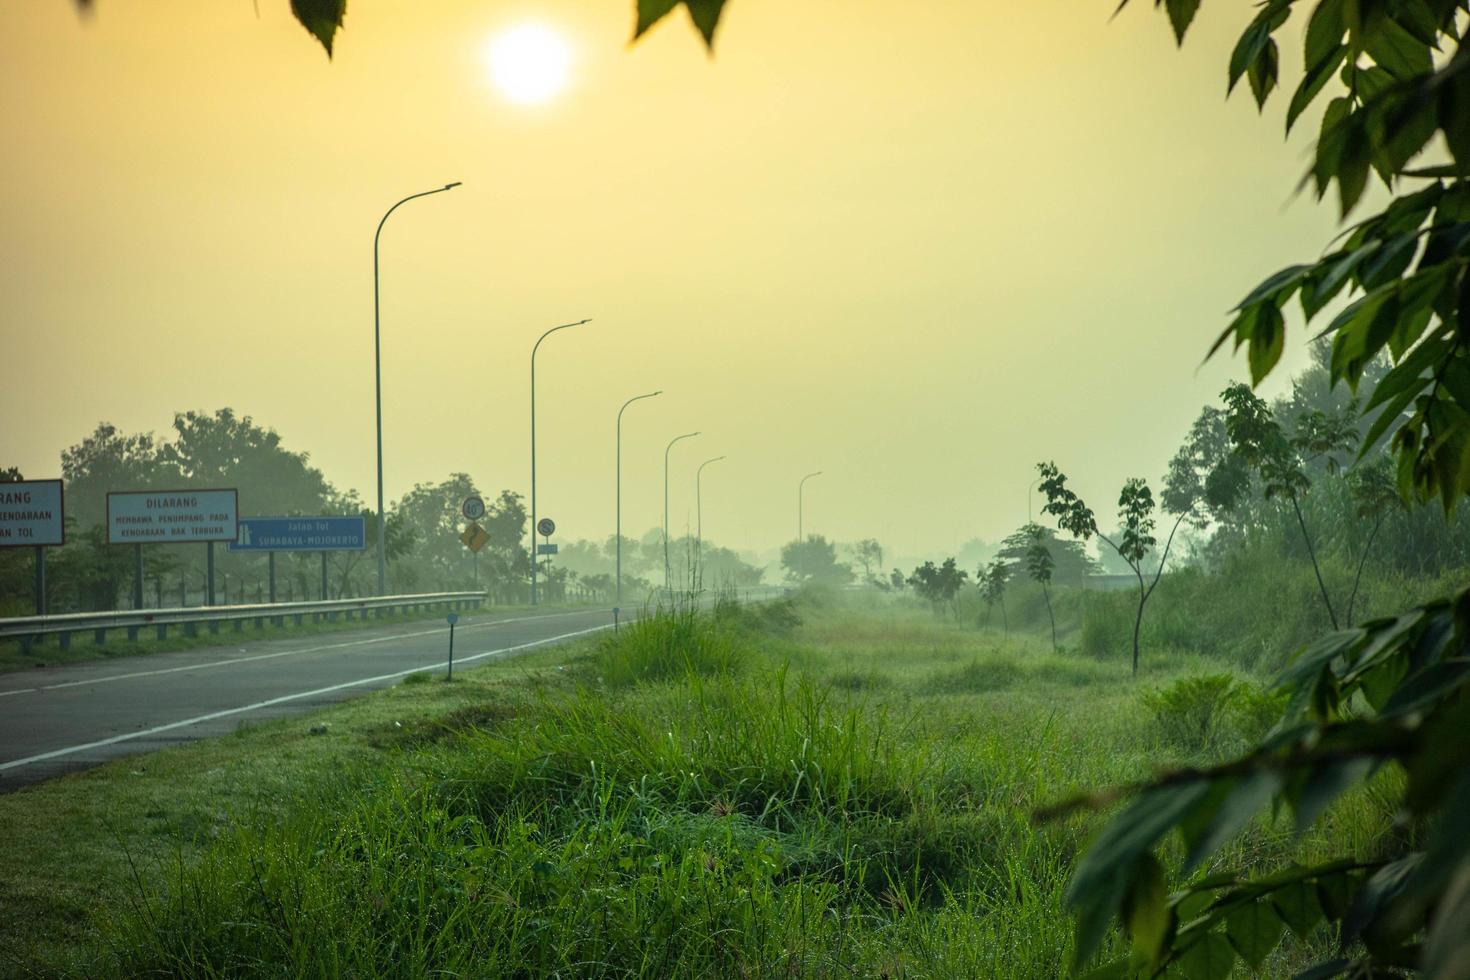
[0,592,487,651]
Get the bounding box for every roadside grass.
[0,595,1396,977]
[0,600,603,675]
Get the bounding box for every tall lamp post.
[616,390,662,605]
[798,471,823,543]
[663,431,700,592]
[530,318,592,605]
[695,455,725,589]
[372,181,461,596]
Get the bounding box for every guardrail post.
[293,613,303,626]
[59,631,71,651]
[94,628,107,646]
[233,619,243,633]
[185,622,197,638]
[157,624,167,641]
[127,626,139,642]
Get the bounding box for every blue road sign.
[228,517,366,553]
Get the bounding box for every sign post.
[536,517,556,591]
[108,489,239,609]
[445,611,459,680]
[34,545,45,616]
[229,517,366,602]
[0,479,65,615]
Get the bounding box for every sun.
[484,24,572,107]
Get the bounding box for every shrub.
[594,601,743,688]
[1228,681,1289,742]
[1140,673,1239,752]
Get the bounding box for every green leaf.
[1124,853,1172,962]
[1316,870,1357,921]
[1363,17,1434,79]
[1067,781,1215,968]
[1249,38,1280,108]
[1295,757,1377,831]
[1288,45,1348,134]
[1226,900,1286,968]
[1314,97,1354,198]
[1248,303,1286,384]
[1165,0,1201,44]
[1423,861,1470,980]
[1272,880,1326,937]
[1303,0,1345,71]
[1444,60,1470,185]
[1234,263,1314,311]
[1181,769,1284,872]
[1176,931,1235,980]
[633,0,728,47]
[1380,660,1470,717]
[1357,235,1419,290]
[1078,960,1135,980]
[1228,9,1286,95]
[290,0,346,57]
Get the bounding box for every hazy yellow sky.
[1,0,1352,559]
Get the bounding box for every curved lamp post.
[530,318,592,605]
[695,455,726,589]
[373,181,461,595]
[663,432,700,592]
[798,471,823,543]
[616,390,662,604]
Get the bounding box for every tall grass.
[88,596,1400,978]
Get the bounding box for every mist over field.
[3,2,1470,978]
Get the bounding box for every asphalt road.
[0,605,619,792]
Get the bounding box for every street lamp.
[798,471,823,543]
[373,181,461,596]
[695,455,726,589]
[616,390,661,605]
[664,431,700,592]
[530,318,592,605]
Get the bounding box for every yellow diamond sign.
[460,522,489,553]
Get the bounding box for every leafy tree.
[997,524,1098,586]
[977,558,1010,635]
[1223,382,1359,628]
[780,535,853,586]
[1048,2,1470,977]
[1038,462,1197,674]
[1344,454,1404,624]
[888,567,907,592]
[850,538,885,584]
[60,422,171,531]
[1023,525,1058,652]
[159,409,337,518]
[906,558,969,619]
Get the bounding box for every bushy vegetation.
[0,596,1392,978]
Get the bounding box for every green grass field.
[0,592,1397,977]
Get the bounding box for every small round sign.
[462,495,486,521]
[446,612,459,626]
[536,517,556,537]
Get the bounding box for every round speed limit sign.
[536,517,556,537]
[462,496,486,521]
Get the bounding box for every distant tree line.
[1,409,750,614]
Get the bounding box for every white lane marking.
[0,623,613,773]
[0,608,609,697]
